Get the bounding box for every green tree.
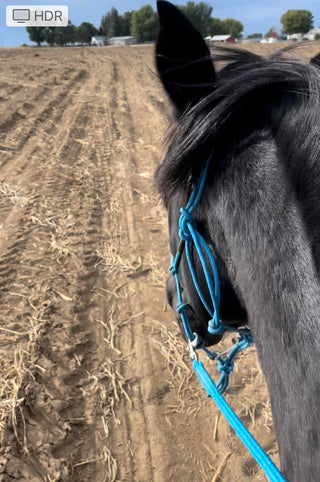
[76,22,98,44]
[100,7,122,37]
[178,2,213,36]
[63,21,76,44]
[247,33,262,39]
[280,10,314,34]
[44,27,55,47]
[54,28,66,46]
[26,27,45,46]
[209,17,225,36]
[131,5,158,42]
[119,11,134,36]
[221,18,243,38]
[101,9,133,37]
[46,21,75,47]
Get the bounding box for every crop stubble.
[1,43,318,481]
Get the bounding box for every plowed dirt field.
[0,43,318,482]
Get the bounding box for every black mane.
[156,46,320,199]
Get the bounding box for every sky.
[1,0,320,46]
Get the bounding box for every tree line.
[26,22,97,46]
[100,5,318,40]
[101,3,244,40]
[26,2,245,46]
[26,4,318,47]
[250,10,316,39]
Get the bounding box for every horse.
[154,1,320,480]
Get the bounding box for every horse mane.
[155,45,320,200]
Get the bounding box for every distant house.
[108,36,137,46]
[304,27,320,40]
[91,36,108,46]
[208,35,236,43]
[265,30,280,43]
[287,33,303,41]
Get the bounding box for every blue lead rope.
[170,157,286,482]
[194,359,285,482]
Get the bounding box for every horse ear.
[156,0,216,116]
[311,53,320,67]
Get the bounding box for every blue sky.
[1,0,319,46]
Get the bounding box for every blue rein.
[170,157,286,482]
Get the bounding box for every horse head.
[155,0,248,347]
[155,1,320,480]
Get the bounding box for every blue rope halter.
[170,157,286,482]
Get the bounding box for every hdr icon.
[6,5,68,27]
[33,10,63,22]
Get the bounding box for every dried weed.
[0,182,29,207]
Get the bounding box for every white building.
[304,27,320,40]
[91,36,107,46]
[287,33,303,41]
[206,35,236,43]
[108,36,137,46]
[260,38,278,44]
[263,30,281,43]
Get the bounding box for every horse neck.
[210,130,320,481]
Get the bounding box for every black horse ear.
[156,0,215,116]
[311,53,320,67]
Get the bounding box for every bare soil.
[0,43,319,482]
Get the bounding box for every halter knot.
[177,302,189,314]
[217,359,235,376]
[169,264,177,276]
[241,330,254,346]
[179,208,195,242]
[208,316,224,335]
